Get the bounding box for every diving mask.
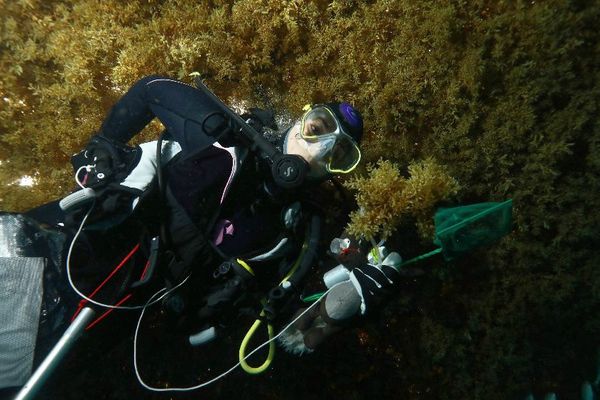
[298,105,362,173]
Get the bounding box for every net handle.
[398,248,442,268]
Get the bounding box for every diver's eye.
[305,118,329,136]
[304,121,320,136]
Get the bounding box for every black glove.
[71,134,140,189]
[348,252,401,315]
[66,136,181,229]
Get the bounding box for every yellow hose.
[239,311,275,374]
[238,231,310,374]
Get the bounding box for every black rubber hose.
[156,132,173,251]
[287,215,321,289]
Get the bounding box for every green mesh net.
[400,200,513,267]
[304,200,513,302]
[433,200,513,260]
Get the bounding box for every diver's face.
[284,122,330,180]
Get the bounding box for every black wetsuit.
[96,76,308,283]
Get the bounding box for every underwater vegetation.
[2,0,600,398]
[344,158,460,241]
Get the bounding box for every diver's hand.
[348,253,401,315]
[72,134,127,188]
[84,134,120,176]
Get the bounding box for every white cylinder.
[323,264,350,288]
[189,326,217,346]
[59,188,96,211]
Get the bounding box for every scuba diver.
[2,76,514,396]
[59,75,398,354]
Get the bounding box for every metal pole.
[14,307,96,400]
